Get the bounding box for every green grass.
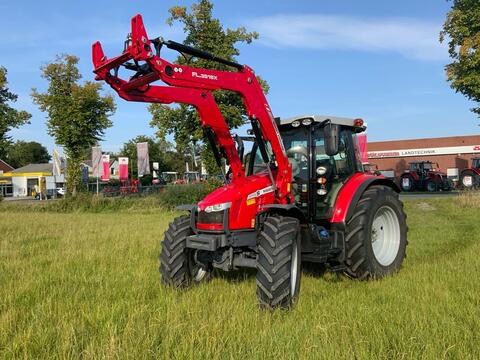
[1,198,479,359]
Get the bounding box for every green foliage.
[0,67,31,159]
[149,0,268,171]
[1,198,480,358]
[31,55,116,195]
[441,0,480,116]
[5,141,51,168]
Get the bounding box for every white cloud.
[248,14,447,61]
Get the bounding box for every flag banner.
[136,142,150,177]
[101,154,110,181]
[92,146,102,178]
[119,157,129,180]
[52,148,61,177]
[82,165,89,183]
[152,162,159,179]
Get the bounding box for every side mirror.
[324,123,340,156]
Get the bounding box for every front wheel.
[344,185,407,279]
[256,215,301,309]
[160,215,211,288]
[400,175,414,192]
[426,180,437,192]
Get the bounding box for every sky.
[0,0,478,154]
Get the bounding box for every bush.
[156,182,219,209]
[0,180,222,213]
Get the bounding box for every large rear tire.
[256,215,301,309]
[344,185,407,279]
[461,170,480,189]
[160,215,211,288]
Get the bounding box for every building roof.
[0,159,14,173]
[11,163,53,174]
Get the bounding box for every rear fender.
[330,173,400,227]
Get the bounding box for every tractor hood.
[198,172,276,230]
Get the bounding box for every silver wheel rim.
[371,205,401,266]
[193,267,207,282]
[463,176,472,187]
[290,240,299,294]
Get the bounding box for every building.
[367,134,480,180]
[7,163,64,197]
[0,160,14,197]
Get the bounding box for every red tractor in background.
[400,161,453,192]
[93,15,407,309]
[460,158,480,189]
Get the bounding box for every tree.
[441,0,480,117]
[149,0,268,174]
[119,135,180,178]
[0,67,31,159]
[6,141,51,168]
[32,55,116,195]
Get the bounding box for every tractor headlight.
[317,188,327,196]
[301,118,313,126]
[204,202,231,213]
[316,166,327,175]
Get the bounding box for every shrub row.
[0,181,222,213]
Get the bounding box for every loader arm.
[92,14,291,202]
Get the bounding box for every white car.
[56,187,66,196]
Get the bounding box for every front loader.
[93,15,407,309]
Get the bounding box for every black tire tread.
[344,185,407,280]
[160,215,193,288]
[256,215,300,309]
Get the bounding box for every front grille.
[197,210,224,225]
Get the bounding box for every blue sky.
[1,0,478,154]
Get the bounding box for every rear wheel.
[344,185,407,279]
[160,215,211,288]
[461,170,480,189]
[256,215,301,309]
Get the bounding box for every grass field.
[1,197,479,359]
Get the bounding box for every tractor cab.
[247,115,366,220]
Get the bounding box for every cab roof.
[277,115,362,127]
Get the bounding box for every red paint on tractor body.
[92,14,292,231]
[329,173,381,223]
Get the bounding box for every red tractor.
[400,161,453,192]
[460,158,480,189]
[93,15,408,309]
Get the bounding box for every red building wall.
[367,135,480,176]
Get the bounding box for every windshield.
[473,159,480,168]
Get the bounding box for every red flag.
[101,154,110,181]
[119,157,129,180]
